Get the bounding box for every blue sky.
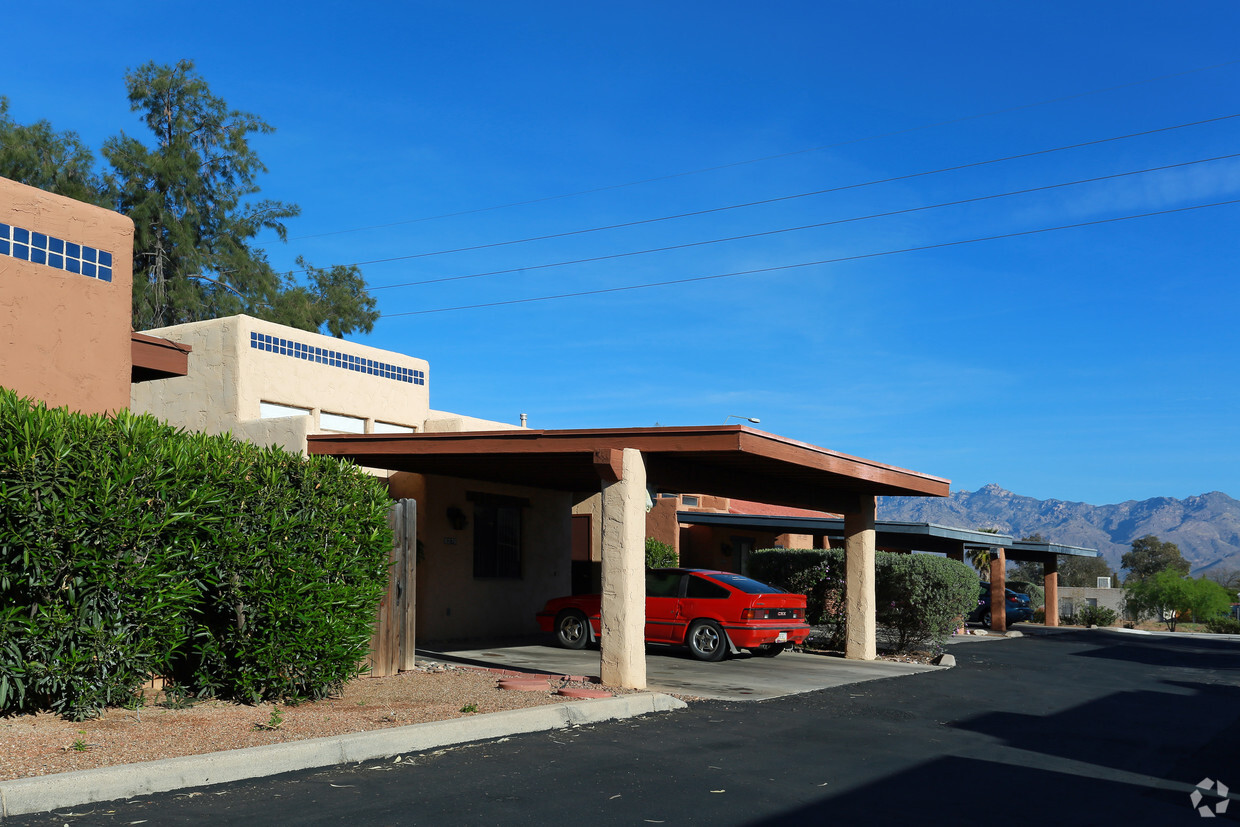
[3,2,1237,505]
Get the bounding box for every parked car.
[968,583,1033,627]
[536,568,811,661]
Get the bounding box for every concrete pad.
[0,693,685,819]
[420,644,940,701]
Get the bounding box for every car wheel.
[981,611,992,629]
[686,620,727,662]
[555,610,590,650]
[748,643,786,658]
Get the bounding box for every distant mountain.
[878,484,1240,575]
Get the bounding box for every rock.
[932,653,956,667]
[1005,630,1023,638]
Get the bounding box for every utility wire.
[279,58,1240,243]
[283,113,1240,278]
[379,198,1240,317]
[370,152,1240,291]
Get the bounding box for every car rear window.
[704,573,785,594]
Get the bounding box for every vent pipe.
[520,413,528,428]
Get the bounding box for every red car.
[535,568,810,661]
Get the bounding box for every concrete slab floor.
[417,642,940,701]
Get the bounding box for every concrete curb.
[0,692,686,819]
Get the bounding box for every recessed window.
[320,411,366,434]
[373,421,416,434]
[469,492,527,579]
[259,401,312,419]
[681,496,700,507]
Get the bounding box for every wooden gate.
[368,498,416,677]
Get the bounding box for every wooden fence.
[368,498,417,676]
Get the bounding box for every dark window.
[470,492,526,578]
[685,575,730,599]
[646,571,683,598]
[702,573,785,595]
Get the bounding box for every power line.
[370,152,1240,291]
[278,58,1240,243]
[379,198,1240,317]
[283,112,1240,278]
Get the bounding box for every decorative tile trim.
[0,222,114,283]
[249,331,425,385]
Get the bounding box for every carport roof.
[308,425,950,513]
[677,513,1100,561]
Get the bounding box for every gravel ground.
[0,663,627,781]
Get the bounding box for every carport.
[308,425,949,689]
[677,513,1100,631]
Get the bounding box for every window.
[260,401,311,419]
[685,575,730,599]
[469,492,527,578]
[681,496,700,507]
[646,571,682,598]
[373,421,416,434]
[320,411,365,433]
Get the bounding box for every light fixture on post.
[724,415,760,425]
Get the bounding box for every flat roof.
[309,425,950,513]
[677,512,1099,560]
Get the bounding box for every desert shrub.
[0,389,392,717]
[1076,604,1118,627]
[875,553,978,651]
[751,549,976,652]
[172,441,392,704]
[644,538,677,568]
[1204,616,1240,635]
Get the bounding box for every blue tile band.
[249,331,425,385]
[0,222,113,283]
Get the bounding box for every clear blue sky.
[3,2,1237,505]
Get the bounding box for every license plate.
[775,632,788,643]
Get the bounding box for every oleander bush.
[0,388,392,718]
[750,548,977,652]
[1076,604,1119,627]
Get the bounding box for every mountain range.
[877,484,1240,575]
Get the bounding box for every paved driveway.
[418,639,939,700]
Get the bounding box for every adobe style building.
[0,176,187,413]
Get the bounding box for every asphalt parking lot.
[419,635,948,700]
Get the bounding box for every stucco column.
[844,496,877,661]
[598,448,647,689]
[1044,558,1059,627]
[988,548,1007,633]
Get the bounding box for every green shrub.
[0,388,392,717]
[644,538,677,568]
[1076,604,1118,627]
[751,549,976,652]
[1204,615,1240,635]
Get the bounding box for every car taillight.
[741,608,803,620]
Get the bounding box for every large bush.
[0,389,392,717]
[750,548,977,652]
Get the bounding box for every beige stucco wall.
[424,409,522,432]
[131,315,430,451]
[390,472,571,641]
[1,177,133,414]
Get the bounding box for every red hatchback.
[535,568,811,661]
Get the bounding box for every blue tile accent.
[248,330,425,385]
[0,222,115,285]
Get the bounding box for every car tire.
[686,620,728,662]
[748,643,786,658]
[555,610,590,650]
[981,611,992,629]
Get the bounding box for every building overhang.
[308,425,950,513]
[131,332,191,382]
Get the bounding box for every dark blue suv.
[969,583,1033,627]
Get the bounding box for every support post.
[844,496,877,661]
[1044,558,1059,627]
[989,548,1007,633]
[599,448,647,689]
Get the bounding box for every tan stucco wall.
[424,409,522,432]
[131,315,430,451]
[1,177,133,414]
[390,472,571,641]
